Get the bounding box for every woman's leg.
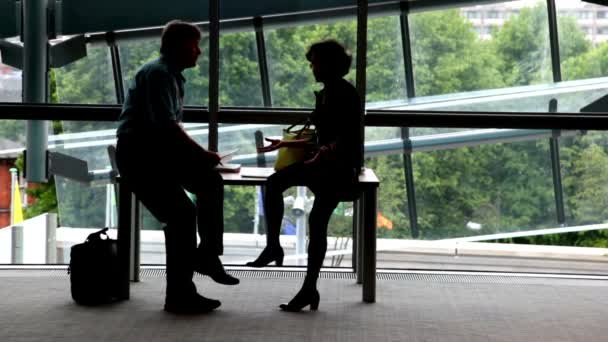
[263,164,307,248]
[247,163,309,267]
[302,194,339,290]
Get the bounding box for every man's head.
[306,40,352,83]
[160,20,202,69]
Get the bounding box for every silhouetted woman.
[247,39,362,312]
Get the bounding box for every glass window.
[265,18,357,108]
[487,11,500,19]
[411,1,551,98]
[0,62,21,102]
[53,44,116,132]
[558,1,608,81]
[366,16,406,102]
[0,62,24,146]
[412,139,556,239]
[561,132,608,228]
[120,37,209,106]
[219,32,263,107]
[53,44,115,105]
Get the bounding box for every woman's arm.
[257,137,313,153]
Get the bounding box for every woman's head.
[306,40,352,82]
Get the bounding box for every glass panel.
[53,44,115,105]
[217,123,354,267]
[119,37,210,106]
[0,62,24,144]
[370,126,607,274]
[0,62,21,102]
[557,1,608,81]
[265,18,357,108]
[265,15,405,107]
[410,1,551,97]
[561,131,608,228]
[53,44,116,133]
[219,32,263,107]
[366,16,406,102]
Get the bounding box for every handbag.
[274,120,316,171]
[68,228,121,305]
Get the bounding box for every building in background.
[463,0,608,43]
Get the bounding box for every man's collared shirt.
[117,56,185,137]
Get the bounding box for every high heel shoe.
[279,288,320,312]
[246,246,284,267]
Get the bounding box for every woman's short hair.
[160,20,201,56]
[305,40,352,78]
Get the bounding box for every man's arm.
[145,68,220,167]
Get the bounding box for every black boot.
[195,250,239,285]
[279,287,320,312]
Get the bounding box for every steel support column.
[23,0,49,182]
[208,0,220,151]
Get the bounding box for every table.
[116,167,379,303]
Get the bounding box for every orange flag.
[377,212,393,230]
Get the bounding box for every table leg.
[117,181,132,300]
[355,197,364,284]
[362,186,377,303]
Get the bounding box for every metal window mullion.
[354,0,368,284]
[399,3,415,99]
[208,0,220,151]
[547,0,562,83]
[548,98,566,225]
[254,17,272,107]
[106,32,125,104]
[399,3,419,238]
[546,0,567,226]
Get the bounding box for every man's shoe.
[164,293,221,314]
[195,255,240,285]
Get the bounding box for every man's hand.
[257,138,283,153]
[203,150,221,167]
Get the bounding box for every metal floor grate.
[2,266,607,286]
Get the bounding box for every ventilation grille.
[1,267,606,286]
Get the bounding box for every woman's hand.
[305,145,331,165]
[257,138,283,153]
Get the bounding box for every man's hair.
[160,20,201,56]
[305,39,352,78]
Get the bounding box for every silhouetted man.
[115,20,238,314]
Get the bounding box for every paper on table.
[240,167,275,178]
[218,149,238,163]
[215,163,241,173]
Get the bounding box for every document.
[218,149,238,163]
[215,163,241,173]
[240,167,275,178]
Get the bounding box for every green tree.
[410,9,505,96]
[493,3,552,86]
